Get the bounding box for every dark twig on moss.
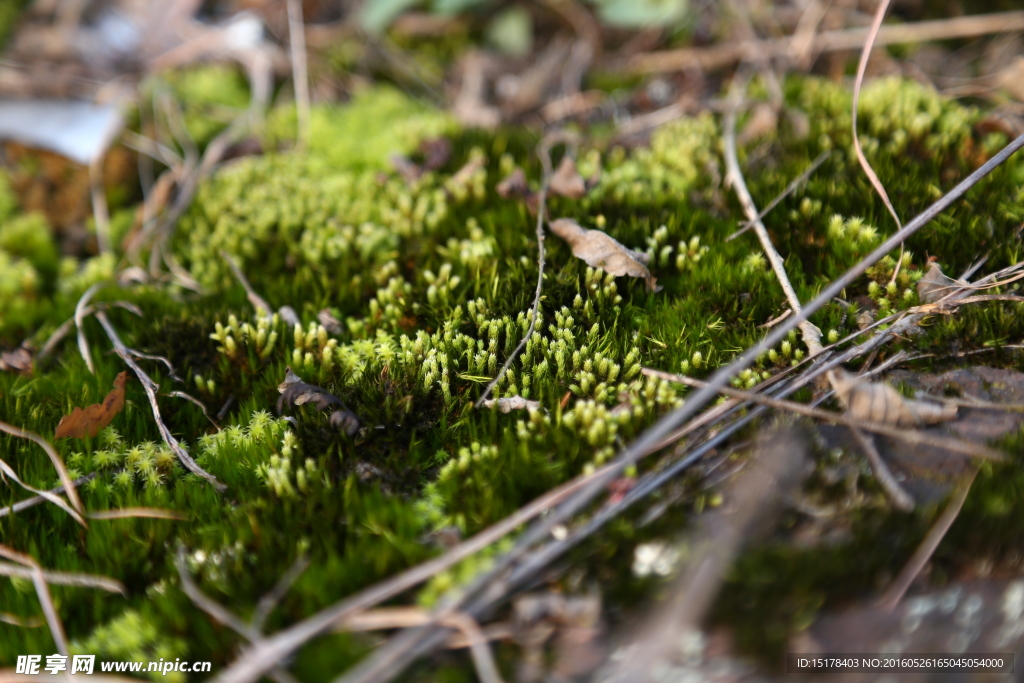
[95,311,226,491]
[475,134,559,408]
[847,426,915,512]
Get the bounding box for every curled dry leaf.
[55,371,128,439]
[482,396,541,413]
[277,367,360,436]
[549,218,659,292]
[831,369,957,427]
[549,156,587,199]
[916,261,963,304]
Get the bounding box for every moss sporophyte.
[2,73,1024,674]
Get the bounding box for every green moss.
[265,85,456,169]
[5,72,1024,678]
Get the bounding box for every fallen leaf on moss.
[55,371,128,439]
[496,166,540,213]
[549,156,587,199]
[831,369,957,426]
[277,367,360,436]
[549,218,659,292]
[482,396,541,413]
[916,261,963,304]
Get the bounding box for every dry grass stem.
[876,468,979,611]
[0,561,125,593]
[0,472,97,520]
[0,421,85,521]
[0,545,69,656]
[88,507,186,521]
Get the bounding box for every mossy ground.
[3,64,1024,678]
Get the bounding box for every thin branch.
[333,608,504,683]
[727,150,831,241]
[286,0,310,151]
[168,391,221,429]
[642,368,1002,460]
[222,250,273,316]
[94,311,226,491]
[475,135,558,408]
[876,467,979,611]
[74,282,105,374]
[627,10,1024,74]
[212,461,616,683]
[175,546,261,641]
[724,75,823,357]
[848,426,915,512]
[251,555,310,633]
[37,301,142,362]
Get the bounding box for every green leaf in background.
[359,0,422,34]
[430,0,494,16]
[591,0,688,28]
[486,7,533,57]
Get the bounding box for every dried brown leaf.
[496,167,539,214]
[482,396,541,413]
[916,261,963,304]
[549,156,587,199]
[831,369,957,427]
[549,218,659,292]
[277,367,360,436]
[54,371,128,439]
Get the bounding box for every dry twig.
[475,132,565,408]
[641,368,1002,460]
[627,11,1024,75]
[876,468,979,611]
[723,75,823,356]
[94,311,226,490]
